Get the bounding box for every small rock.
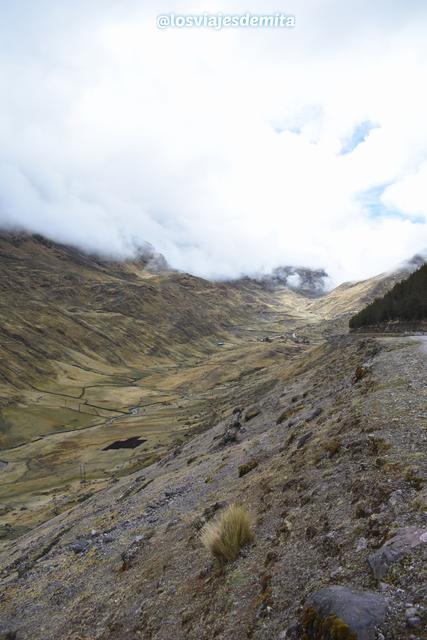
[388,490,403,507]
[217,425,239,448]
[330,566,343,578]
[406,617,421,628]
[69,538,90,554]
[297,432,313,449]
[305,407,323,422]
[120,535,148,571]
[356,537,368,552]
[102,534,114,543]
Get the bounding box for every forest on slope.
[349,263,427,329]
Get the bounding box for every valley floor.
[0,299,318,542]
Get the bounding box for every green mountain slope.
[349,263,427,329]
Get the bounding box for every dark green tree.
[349,264,427,329]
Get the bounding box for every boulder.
[303,585,388,640]
[368,526,427,579]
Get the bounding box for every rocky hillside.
[0,335,425,639]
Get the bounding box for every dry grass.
[200,504,253,564]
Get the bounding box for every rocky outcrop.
[256,265,329,297]
[302,586,388,640]
[368,527,427,580]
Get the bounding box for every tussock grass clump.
[324,437,341,458]
[238,459,258,477]
[200,504,253,564]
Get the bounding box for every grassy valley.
[0,233,329,538]
[0,234,425,639]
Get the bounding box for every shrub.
[200,504,253,564]
[238,459,258,477]
[354,365,369,382]
[324,438,342,458]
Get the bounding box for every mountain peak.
[253,265,330,297]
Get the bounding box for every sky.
[1,0,427,284]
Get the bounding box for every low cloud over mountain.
[1,0,427,284]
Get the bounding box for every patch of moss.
[411,494,427,512]
[303,607,357,640]
[386,554,413,586]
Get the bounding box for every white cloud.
[0,0,427,283]
[381,163,427,221]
